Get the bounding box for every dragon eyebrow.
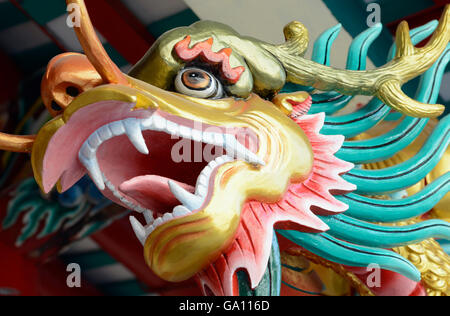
[174,36,245,84]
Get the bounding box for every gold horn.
[66,0,128,85]
[264,5,450,118]
[276,21,309,57]
[0,133,35,153]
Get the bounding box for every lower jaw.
[143,210,241,282]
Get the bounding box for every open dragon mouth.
[77,113,264,244]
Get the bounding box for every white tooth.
[135,205,147,213]
[168,180,203,211]
[144,210,154,224]
[224,134,265,166]
[109,121,125,136]
[80,142,95,158]
[192,129,203,142]
[203,132,214,145]
[173,205,191,217]
[129,216,147,246]
[196,184,207,197]
[201,165,212,177]
[103,172,149,214]
[213,133,224,146]
[123,118,149,154]
[223,155,233,162]
[154,217,163,227]
[163,213,173,222]
[153,116,166,130]
[247,153,265,166]
[166,121,179,136]
[78,153,105,190]
[208,160,218,169]
[179,126,192,139]
[204,132,223,146]
[146,225,155,235]
[88,132,102,149]
[141,117,154,129]
[198,174,208,186]
[246,150,265,165]
[98,125,113,141]
[223,134,240,158]
[215,156,225,165]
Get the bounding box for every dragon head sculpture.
[0,0,449,296]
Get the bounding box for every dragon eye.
[175,67,223,99]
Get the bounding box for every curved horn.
[275,21,309,57]
[66,0,128,85]
[263,5,450,118]
[1,0,128,153]
[0,133,35,153]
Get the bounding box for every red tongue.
[118,175,195,212]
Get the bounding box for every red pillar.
[84,0,155,64]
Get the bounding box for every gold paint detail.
[377,80,444,118]
[272,91,310,115]
[394,239,450,296]
[285,247,375,296]
[0,133,35,153]
[62,84,140,122]
[278,22,309,57]
[281,252,352,296]
[31,117,65,192]
[391,219,450,296]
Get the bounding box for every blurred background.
[0,0,448,296]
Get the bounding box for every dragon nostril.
[66,86,80,98]
[51,101,63,112]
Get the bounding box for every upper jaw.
[77,111,265,244]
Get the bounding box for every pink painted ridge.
[174,36,245,84]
